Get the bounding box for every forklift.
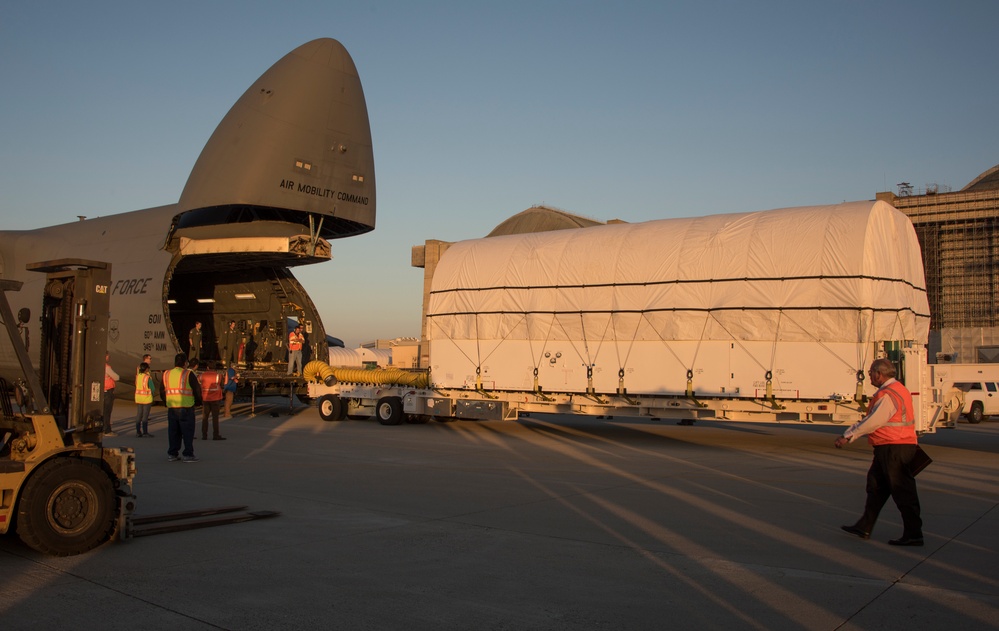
[0,260,135,556]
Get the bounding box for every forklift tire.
[318,395,344,422]
[17,457,116,556]
[376,396,404,425]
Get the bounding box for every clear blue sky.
[2,2,996,347]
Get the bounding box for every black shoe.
[888,536,924,547]
[144,432,155,437]
[841,525,870,540]
[213,436,227,440]
[136,433,143,438]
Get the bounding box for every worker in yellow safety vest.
[163,353,203,462]
[134,361,156,438]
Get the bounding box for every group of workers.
[102,351,239,463]
[100,318,308,462]
[187,319,305,374]
[155,353,239,462]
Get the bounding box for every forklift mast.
[26,259,112,438]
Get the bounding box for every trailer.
[310,201,952,433]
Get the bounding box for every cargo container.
[311,201,952,433]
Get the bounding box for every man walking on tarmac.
[164,353,203,463]
[835,358,924,546]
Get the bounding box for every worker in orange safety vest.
[286,324,305,376]
[102,352,120,436]
[835,358,924,546]
[198,361,226,441]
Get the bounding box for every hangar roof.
[486,206,605,237]
[963,164,999,192]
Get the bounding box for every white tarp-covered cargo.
[426,201,930,399]
[327,346,391,368]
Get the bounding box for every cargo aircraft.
[0,38,375,394]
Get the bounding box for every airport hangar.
[410,163,999,369]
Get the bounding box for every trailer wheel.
[376,397,404,425]
[968,401,985,424]
[318,395,344,422]
[16,457,116,556]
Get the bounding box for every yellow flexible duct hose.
[303,360,337,385]
[304,360,430,389]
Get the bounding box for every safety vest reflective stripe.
[880,387,913,426]
[135,373,153,404]
[163,368,194,408]
[868,380,917,446]
[200,371,224,402]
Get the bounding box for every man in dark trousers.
[163,353,203,463]
[198,361,226,440]
[835,358,924,546]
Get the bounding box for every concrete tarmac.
[2,400,998,630]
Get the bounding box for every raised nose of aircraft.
[176,38,375,240]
